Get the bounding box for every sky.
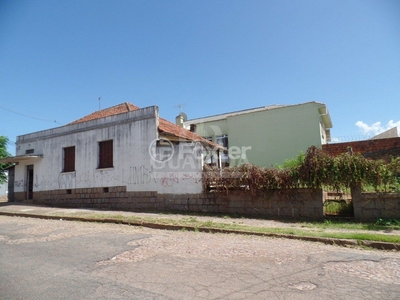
[1,0,399,154]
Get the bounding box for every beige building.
[179,101,333,168]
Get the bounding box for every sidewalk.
[0,202,399,251]
[0,202,307,229]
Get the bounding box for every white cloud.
[355,120,400,136]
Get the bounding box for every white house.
[1,103,223,203]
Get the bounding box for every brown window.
[63,146,75,172]
[99,140,113,168]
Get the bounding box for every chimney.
[175,112,188,127]
[189,124,197,133]
[175,114,184,127]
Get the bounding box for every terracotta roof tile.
[159,118,224,149]
[68,102,224,150]
[69,102,139,124]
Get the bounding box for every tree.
[0,136,12,184]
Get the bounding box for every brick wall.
[15,186,324,220]
[322,137,400,161]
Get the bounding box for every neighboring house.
[179,101,333,167]
[0,103,223,202]
[369,127,399,140]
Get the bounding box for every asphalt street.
[0,215,399,299]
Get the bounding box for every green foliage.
[375,218,400,226]
[276,151,305,170]
[0,136,12,184]
[387,157,400,192]
[203,146,400,194]
[324,200,354,215]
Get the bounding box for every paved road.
[0,215,399,299]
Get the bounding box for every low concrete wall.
[15,187,324,220]
[213,189,324,219]
[352,187,400,220]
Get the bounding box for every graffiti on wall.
[159,172,201,187]
[76,171,92,187]
[35,173,77,190]
[13,164,201,191]
[14,180,24,188]
[36,175,55,189]
[181,172,201,184]
[123,165,156,185]
[160,172,179,187]
[58,173,76,189]
[95,170,121,186]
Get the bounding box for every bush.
[203,146,400,194]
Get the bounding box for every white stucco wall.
[149,142,203,194]
[13,106,203,196]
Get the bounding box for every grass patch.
[298,219,400,231]
[270,229,400,243]
[190,222,400,243]
[52,211,400,244]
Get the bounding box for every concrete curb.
[1,211,399,251]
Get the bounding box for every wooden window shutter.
[63,146,75,172]
[99,140,113,168]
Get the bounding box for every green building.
[178,101,333,168]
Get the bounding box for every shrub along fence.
[202,146,400,220]
[203,146,400,193]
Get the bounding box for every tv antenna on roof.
[98,97,101,110]
[175,104,186,113]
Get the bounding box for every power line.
[0,105,63,125]
[0,127,19,135]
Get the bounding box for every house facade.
[2,103,222,202]
[180,101,333,168]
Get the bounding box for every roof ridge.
[100,102,128,112]
[186,104,286,122]
[186,101,325,122]
[68,102,140,124]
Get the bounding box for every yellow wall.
[190,102,330,168]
